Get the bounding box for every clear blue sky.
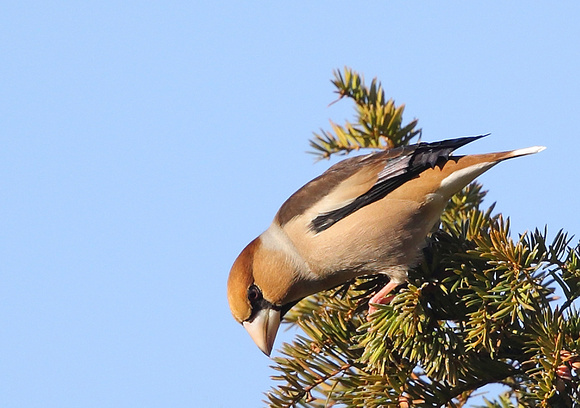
[2,2,579,407]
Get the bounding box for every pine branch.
[309,67,421,159]
[265,69,579,407]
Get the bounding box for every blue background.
[2,2,578,406]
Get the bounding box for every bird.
[227,135,545,356]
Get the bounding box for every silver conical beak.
[242,308,281,356]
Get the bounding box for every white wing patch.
[377,155,410,181]
[438,161,495,197]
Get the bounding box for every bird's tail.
[499,145,547,160]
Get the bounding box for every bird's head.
[227,237,299,356]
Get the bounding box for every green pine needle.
[265,69,579,408]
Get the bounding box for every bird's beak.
[243,308,281,356]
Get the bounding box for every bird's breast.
[283,197,434,281]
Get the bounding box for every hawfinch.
[227,136,545,355]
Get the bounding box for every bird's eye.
[247,285,262,302]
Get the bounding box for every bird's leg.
[368,280,401,314]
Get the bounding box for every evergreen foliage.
[309,68,421,159]
[266,68,580,407]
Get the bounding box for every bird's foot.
[367,280,401,315]
[368,295,395,314]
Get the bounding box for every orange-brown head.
[227,236,301,356]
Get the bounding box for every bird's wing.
[275,135,485,233]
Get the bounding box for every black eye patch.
[245,285,302,322]
[247,284,276,322]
